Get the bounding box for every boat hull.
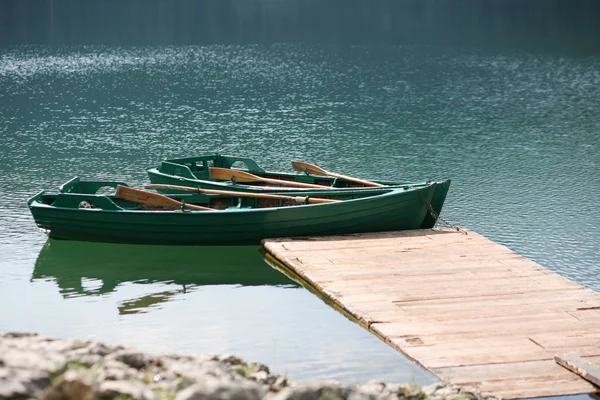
[28,185,437,246]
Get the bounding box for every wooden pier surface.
[263,228,600,399]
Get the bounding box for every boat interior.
[154,155,383,188]
[29,177,400,212]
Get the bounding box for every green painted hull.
[146,154,451,229]
[28,178,442,246]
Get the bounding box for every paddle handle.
[328,172,385,187]
[115,185,212,211]
[145,184,339,204]
[291,160,384,187]
[210,167,329,189]
[260,176,330,189]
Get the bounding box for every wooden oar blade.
[210,167,257,183]
[291,160,384,187]
[332,173,385,187]
[116,185,175,208]
[115,185,211,211]
[291,160,328,176]
[212,167,330,189]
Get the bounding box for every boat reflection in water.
[32,240,297,315]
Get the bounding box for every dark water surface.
[1,36,599,389]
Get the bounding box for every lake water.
[1,4,599,392]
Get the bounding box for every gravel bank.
[0,332,499,400]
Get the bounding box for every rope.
[416,186,468,235]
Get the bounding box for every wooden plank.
[433,360,598,398]
[352,305,598,328]
[477,376,596,399]
[395,301,600,321]
[394,289,600,311]
[391,330,600,349]
[569,308,600,323]
[313,269,556,285]
[400,339,551,368]
[555,354,600,387]
[322,274,583,293]
[330,284,587,303]
[292,249,517,264]
[584,356,600,364]
[530,331,600,350]
[273,252,532,271]
[372,316,600,338]
[262,228,600,399]
[433,359,584,381]
[285,238,510,252]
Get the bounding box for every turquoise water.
[1,44,599,388]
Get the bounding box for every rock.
[250,362,270,374]
[268,383,359,400]
[169,376,194,392]
[421,382,447,396]
[103,367,130,381]
[272,375,289,390]
[0,380,32,399]
[213,354,245,367]
[358,380,387,396]
[38,379,94,400]
[0,371,51,399]
[71,342,115,357]
[248,370,270,383]
[97,380,155,400]
[114,351,152,370]
[0,348,66,373]
[0,332,502,400]
[102,358,144,381]
[175,376,265,400]
[73,354,103,367]
[399,384,426,399]
[0,368,52,399]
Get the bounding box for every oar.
[115,185,213,211]
[210,167,330,189]
[292,160,385,186]
[144,184,340,204]
[291,160,384,187]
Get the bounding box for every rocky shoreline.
[1,332,499,400]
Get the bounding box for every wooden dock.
[263,228,600,399]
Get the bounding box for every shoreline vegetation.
[1,332,499,400]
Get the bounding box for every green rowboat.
[146,154,451,229]
[27,177,448,246]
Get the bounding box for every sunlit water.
[1,45,599,388]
